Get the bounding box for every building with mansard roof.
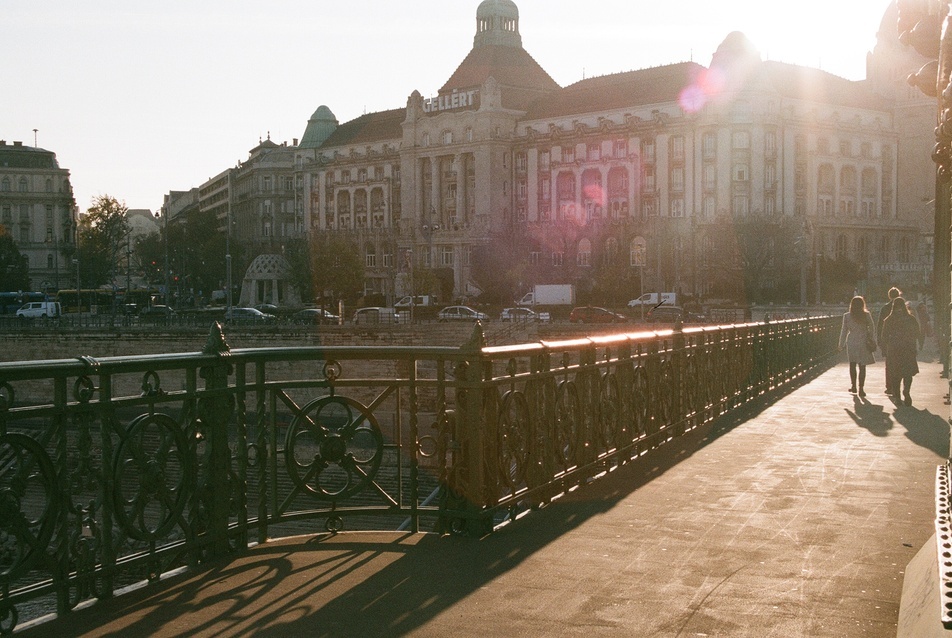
[294,0,930,306]
[0,139,77,292]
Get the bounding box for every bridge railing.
[0,317,838,633]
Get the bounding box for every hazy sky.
[4,1,893,213]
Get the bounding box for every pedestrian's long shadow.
[20,366,829,638]
[892,404,950,458]
[845,396,893,437]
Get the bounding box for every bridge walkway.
[18,358,951,637]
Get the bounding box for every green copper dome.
[299,105,338,149]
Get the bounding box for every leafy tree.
[0,227,30,291]
[470,232,524,304]
[77,195,131,288]
[704,215,802,304]
[284,237,313,302]
[311,234,364,306]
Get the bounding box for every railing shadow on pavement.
[19,361,834,638]
[0,316,840,635]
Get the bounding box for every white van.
[627,292,677,308]
[16,301,61,318]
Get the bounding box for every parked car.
[254,303,279,314]
[353,307,402,325]
[437,305,490,322]
[139,305,177,319]
[224,307,276,323]
[568,306,628,323]
[645,305,685,324]
[499,307,547,322]
[291,308,340,325]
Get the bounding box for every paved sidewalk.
[19,360,951,637]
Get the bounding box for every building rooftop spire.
[474,0,521,48]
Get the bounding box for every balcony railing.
[0,317,838,632]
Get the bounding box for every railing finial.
[203,322,231,355]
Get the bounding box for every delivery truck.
[517,284,576,306]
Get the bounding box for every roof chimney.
[13,141,23,147]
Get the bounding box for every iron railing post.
[198,323,234,559]
[456,323,493,536]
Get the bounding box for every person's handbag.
[865,324,876,352]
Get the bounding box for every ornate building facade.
[0,139,77,291]
[292,0,932,306]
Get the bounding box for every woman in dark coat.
[881,297,923,406]
[838,296,876,396]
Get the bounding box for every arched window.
[835,234,848,261]
[365,243,377,268]
[577,238,591,266]
[899,236,911,263]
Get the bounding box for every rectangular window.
[587,143,600,161]
[563,146,574,163]
[642,140,655,162]
[733,164,749,182]
[703,164,716,191]
[365,253,376,268]
[529,251,540,265]
[670,166,684,191]
[765,131,777,155]
[539,151,550,170]
[702,196,715,218]
[614,139,627,158]
[643,166,656,192]
[577,249,591,267]
[441,246,454,267]
[702,132,716,159]
[670,198,684,217]
[670,135,685,161]
[552,252,564,266]
[732,131,750,149]
[383,253,393,268]
[764,163,776,188]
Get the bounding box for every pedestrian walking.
[881,297,923,406]
[877,287,902,394]
[838,295,876,397]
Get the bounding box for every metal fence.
[0,316,838,633]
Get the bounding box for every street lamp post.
[226,210,233,314]
[72,258,79,313]
[407,248,414,324]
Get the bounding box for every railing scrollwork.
[0,316,838,632]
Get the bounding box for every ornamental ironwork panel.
[0,317,839,633]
